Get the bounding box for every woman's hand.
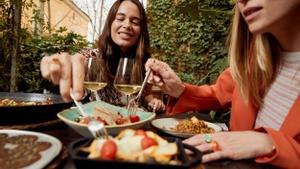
[40,52,86,102]
[183,131,275,163]
[145,58,185,98]
[147,98,165,112]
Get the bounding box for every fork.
[70,90,108,139]
[127,70,152,117]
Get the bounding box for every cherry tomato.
[96,117,108,125]
[141,136,158,150]
[134,129,146,136]
[129,115,140,123]
[100,139,117,160]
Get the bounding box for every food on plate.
[76,106,140,125]
[172,116,215,134]
[0,134,52,169]
[81,129,180,165]
[0,97,53,106]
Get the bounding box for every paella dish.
[0,98,54,106]
[172,116,215,134]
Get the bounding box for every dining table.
[21,112,274,169]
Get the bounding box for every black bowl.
[68,137,202,169]
[0,92,72,125]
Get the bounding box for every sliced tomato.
[100,139,117,160]
[129,115,140,123]
[134,129,146,136]
[141,136,158,150]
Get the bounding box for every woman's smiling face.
[111,0,141,53]
[237,0,300,34]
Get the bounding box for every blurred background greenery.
[0,0,234,123]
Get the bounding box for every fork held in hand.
[70,89,108,139]
[127,70,152,117]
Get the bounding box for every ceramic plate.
[0,129,62,169]
[57,100,155,137]
[151,118,222,138]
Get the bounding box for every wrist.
[173,83,185,98]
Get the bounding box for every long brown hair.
[97,0,150,83]
[228,6,281,106]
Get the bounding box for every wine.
[84,81,107,91]
[114,84,142,96]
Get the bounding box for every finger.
[41,56,55,80]
[145,58,156,71]
[183,134,206,146]
[195,143,213,153]
[152,61,170,78]
[152,101,158,112]
[59,53,72,102]
[153,75,162,84]
[147,70,154,84]
[161,102,165,111]
[202,151,224,163]
[71,53,85,100]
[157,101,163,111]
[49,57,62,84]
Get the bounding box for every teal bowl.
[57,100,155,137]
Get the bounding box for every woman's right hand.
[145,58,185,98]
[40,52,86,102]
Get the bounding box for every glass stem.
[126,94,129,108]
[94,91,100,101]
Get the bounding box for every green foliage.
[18,28,88,93]
[147,0,234,122]
[0,0,88,93]
[147,0,233,85]
[0,27,88,92]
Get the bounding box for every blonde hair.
[228,6,281,106]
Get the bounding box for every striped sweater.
[255,52,300,130]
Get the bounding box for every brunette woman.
[41,0,164,112]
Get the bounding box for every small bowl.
[57,100,155,137]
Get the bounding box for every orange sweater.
[166,69,300,168]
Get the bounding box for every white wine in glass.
[113,84,141,96]
[84,81,107,92]
[84,57,107,100]
[113,57,143,105]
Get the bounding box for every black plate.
[68,137,202,169]
[0,92,72,125]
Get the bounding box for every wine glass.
[84,57,107,101]
[113,57,143,108]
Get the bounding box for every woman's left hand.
[147,98,165,112]
[183,131,275,163]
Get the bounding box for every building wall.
[22,0,89,37]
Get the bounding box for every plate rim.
[0,129,62,169]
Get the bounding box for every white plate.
[0,129,62,169]
[151,118,222,138]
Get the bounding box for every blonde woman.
[145,0,300,168]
